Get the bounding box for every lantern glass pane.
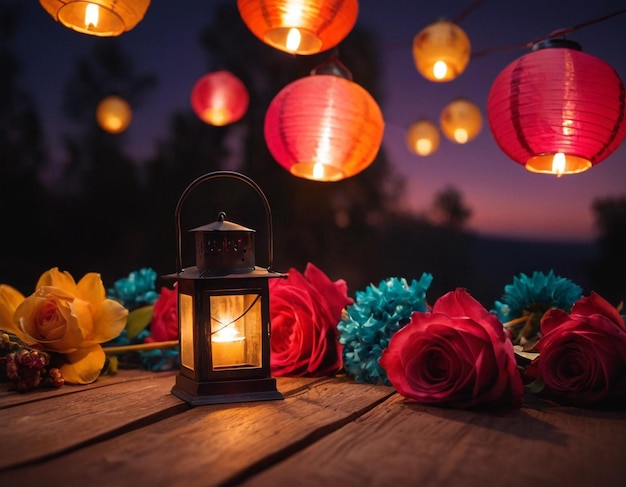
[209,294,262,369]
[179,293,194,371]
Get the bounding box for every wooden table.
[1,369,625,486]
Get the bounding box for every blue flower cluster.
[338,273,433,385]
[107,268,159,308]
[492,270,582,344]
[106,268,178,371]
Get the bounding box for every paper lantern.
[191,71,249,126]
[488,39,626,176]
[96,95,132,133]
[264,62,384,181]
[406,119,440,156]
[39,0,150,37]
[440,98,482,144]
[237,0,358,55]
[413,19,471,82]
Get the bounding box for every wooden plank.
[0,377,395,485]
[240,394,626,487]
[0,369,177,409]
[0,372,324,471]
[0,373,186,470]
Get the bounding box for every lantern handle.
[174,171,275,274]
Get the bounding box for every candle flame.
[84,3,99,29]
[213,324,243,343]
[433,61,448,80]
[416,138,433,156]
[552,152,566,177]
[286,28,302,52]
[454,128,468,144]
[313,162,325,179]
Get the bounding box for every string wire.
[471,7,626,58]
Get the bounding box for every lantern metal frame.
[167,171,285,405]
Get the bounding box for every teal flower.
[338,273,433,385]
[107,268,159,309]
[492,270,582,345]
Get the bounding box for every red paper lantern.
[488,39,626,176]
[191,71,249,126]
[264,62,384,181]
[237,0,358,55]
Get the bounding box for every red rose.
[147,286,178,342]
[537,292,626,405]
[380,288,524,408]
[270,263,353,376]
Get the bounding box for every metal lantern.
[406,119,440,156]
[96,95,132,134]
[413,19,471,82]
[487,39,626,176]
[191,71,249,126]
[167,171,285,405]
[237,0,359,55]
[39,0,151,37]
[440,97,482,144]
[264,58,384,181]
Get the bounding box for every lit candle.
[211,325,246,367]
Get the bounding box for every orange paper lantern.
[39,0,150,37]
[264,62,384,181]
[237,0,358,55]
[406,119,440,156]
[191,71,249,126]
[413,19,471,82]
[488,39,626,176]
[96,95,132,133]
[440,98,482,144]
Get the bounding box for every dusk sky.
[13,0,626,243]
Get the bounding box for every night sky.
[13,0,626,243]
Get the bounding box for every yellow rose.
[14,268,128,384]
[0,284,29,343]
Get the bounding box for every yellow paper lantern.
[237,0,359,55]
[96,95,132,133]
[39,0,151,37]
[413,19,471,82]
[440,98,482,144]
[406,119,440,156]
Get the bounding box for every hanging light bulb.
[413,19,471,82]
[237,0,359,55]
[264,58,384,181]
[96,95,132,134]
[191,71,250,126]
[406,119,440,156]
[39,0,151,37]
[488,39,626,175]
[440,98,482,144]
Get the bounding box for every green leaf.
[125,305,154,339]
[527,379,545,395]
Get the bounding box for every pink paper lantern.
[264,71,384,181]
[191,71,249,126]
[488,39,626,176]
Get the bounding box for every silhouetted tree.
[590,194,626,304]
[431,186,472,229]
[0,2,51,292]
[53,40,157,278]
